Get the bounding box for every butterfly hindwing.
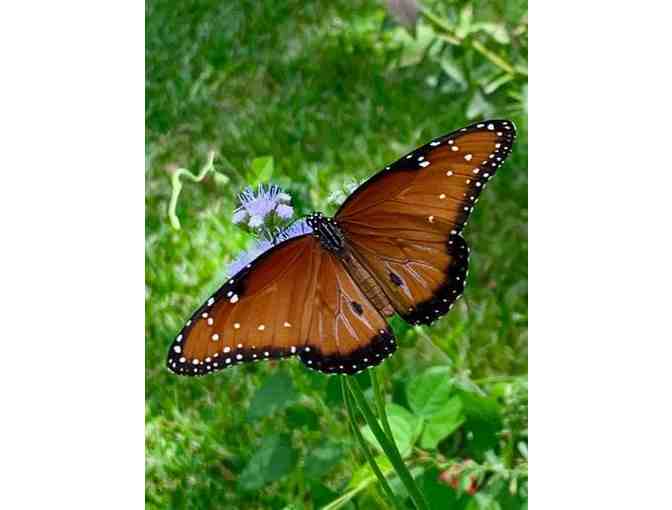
[299,249,396,375]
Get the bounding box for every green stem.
[347,378,429,510]
[471,39,516,75]
[340,377,400,509]
[371,368,394,442]
[473,374,526,385]
[168,150,218,230]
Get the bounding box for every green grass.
[146,1,527,508]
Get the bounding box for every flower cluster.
[227,184,312,277]
[232,184,294,232]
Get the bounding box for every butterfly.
[167,119,516,376]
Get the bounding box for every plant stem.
[371,368,394,442]
[340,377,401,509]
[168,151,218,230]
[347,377,430,510]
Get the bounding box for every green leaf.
[304,441,344,480]
[466,493,502,510]
[361,403,422,458]
[458,391,503,459]
[323,456,392,510]
[347,455,393,489]
[308,481,343,509]
[246,371,298,421]
[456,5,474,39]
[285,405,319,430]
[420,396,464,449]
[440,59,468,91]
[248,155,274,186]
[213,171,230,186]
[418,467,470,510]
[474,22,510,44]
[466,91,494,120]
[406,366,454,418]
[483,73,514,95]
[238,434,297,491]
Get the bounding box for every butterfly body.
[167,119,517,376]
[307,212,396,317]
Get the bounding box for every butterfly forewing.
[166,235,320,376]
[337,120,516,325]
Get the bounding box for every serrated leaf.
[420,396,464,449]
[361,403,422,458]
[246,371,298,421]
[238,434,297,491]
[406,366,454,418]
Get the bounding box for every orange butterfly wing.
[166,236,318,376]
[299,248,396,374]
[166,234,396,376]
[336,119,516,325]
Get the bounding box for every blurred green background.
[146,1,527,509]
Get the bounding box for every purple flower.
[226,184,311,278]
[276,218,313,241]
[226,219,313,278]
[248,215,264,228]
[275,204,294,219]
[233,184,297,231]
[232,208,249,225]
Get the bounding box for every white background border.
[1,0,671,507]
[0,2,145,508]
